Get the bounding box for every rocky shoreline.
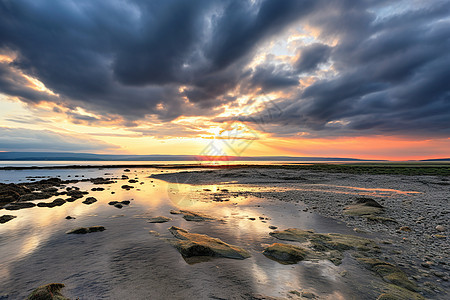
[151,166,449,298]
[1,165,448,299]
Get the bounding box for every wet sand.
[0,165,448,299]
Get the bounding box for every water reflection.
[0,168,386,299]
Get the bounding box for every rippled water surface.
[0,168,390,299]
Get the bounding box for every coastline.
[0,164,448,298]
[151,165,449,297]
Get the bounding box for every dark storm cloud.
[0,0,315,120]
[245,0,450,137]
[295,43,331,73]
[249,63,299,91]
[0,0,449,137]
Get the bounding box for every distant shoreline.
[0,162,449,176]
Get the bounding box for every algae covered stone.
[148,216,172,223]
[263,243,308,264]
[168,226,250,259]
[376,284,425,300]
[27,283,69,300]
[269,228,379,265]
[344,197,384,216]
[357,258,418,292]
[66,226,105,234]
[270,228,378,252]
[179,210,216,222]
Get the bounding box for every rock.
[170,209,182,214]
[123,169,130,172]
[4,202,36,210]
[0,215,16,223]
[263,243,308,264]
[249,217,256,220]
[148,216,172,223]
[301,291,317,299]
[128,179,138,183]
[269,226,278,230]
[90,177,114,184]
[121,185,134,190]
[66,226,105,234]
[399,226,412,232]
[357,258,418,292]
[0,183,31,203]
[65,216,75,220]
[91,187,105,191]
[149,230,160,236]
[168,226,250,259]
[343,204,383,216]
[180,210,216,222]
[355,197,384,208]
[433,271,445,278]
[66,190,88,199]
[270,228,379,265]
[82,197,97,205]
[108,200,129,208]
[37,198,66,208]
[27,283,69,300]
[435,225,445,232]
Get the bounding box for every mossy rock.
[168,226,250,259]
[269,228,327,242]
[270,228,379,265]
[343,204,383,216]
[377,284,425,300]
[355,197,383,208]
[66,226,105,234]
[148,216,172,223]
[27,283,69,300]
[263,243,308,264]
[271,228,378,251]
[179,210,216,222]
[357,258,418,292]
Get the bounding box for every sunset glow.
[0,1,448,160]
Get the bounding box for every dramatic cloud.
[0,127,118,152]
[0,0,448,139]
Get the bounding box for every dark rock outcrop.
[0,215,17,223]
[37,198,66,208]
[148,216,172,223]
[27,283,69,300]
[66,226,105,234]
[3,202,36,210]
[82,197,97,205]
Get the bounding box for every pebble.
[436,225,445,232]
[399,226,411,232]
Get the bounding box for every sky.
[0,0,449,160]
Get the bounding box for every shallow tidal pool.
[0,168,392,299]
